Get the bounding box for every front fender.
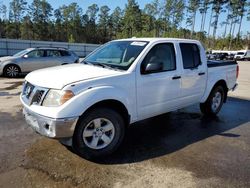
[1,60,20,72]
[56,86,135,121]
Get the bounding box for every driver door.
[136,42,182,120]
[21,49,46,72]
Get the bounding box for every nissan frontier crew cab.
[20,38,238,159]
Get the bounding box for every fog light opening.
[44,124,50,130]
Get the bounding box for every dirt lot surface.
[0,62,250,188]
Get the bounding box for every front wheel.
[200,86,225,116]
[3,65,20,78]
[73,108,125,159]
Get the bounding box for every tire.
[3,64,20,78]
[73,107,125,159]
[200,85,225,116]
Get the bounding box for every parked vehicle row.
[207,50,250,61]
[20,38,238,159]
[0,47,79,78]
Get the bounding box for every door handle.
[172,76,181,80]
[198,72,205,76]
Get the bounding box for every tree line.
[0,0,250,50]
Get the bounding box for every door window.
[141,43,176,73]
[60,50,71,56]
[28,50,45,58]
[47,50,61,57]
[180,43,201,69]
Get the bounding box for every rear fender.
[201,78,228,103]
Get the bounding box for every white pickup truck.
[20,38,238,158]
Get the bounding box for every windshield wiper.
[94,62,113,69]
[82,60,91,65]
[82,60,119,71]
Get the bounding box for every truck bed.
[207,60,238,91]
[207,60,237,68]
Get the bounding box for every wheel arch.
[202,79,228,103]
[79,99,130,127]
[213,80,228,102]
[3,63,22,76]
[3,63,22,72]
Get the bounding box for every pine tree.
[110,7,123,38]
[0,4,7,20]
[211,0,227,41]
[54,8,64,41]
[8,0,27,38]
[20,15,33,39]
[186,0,200,38]
[86,4,99,43]
[237,0,247,38]
[98,5,110,42]
[122,0,142,37]
[29,0,53,40]
[199,0,210,32]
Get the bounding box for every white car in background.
[234,50,250,61]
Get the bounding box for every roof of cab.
[113,37,200,43]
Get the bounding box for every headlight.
[42,89,74,107]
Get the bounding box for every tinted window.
[47,50,61,57]
[60,50,71,56]
[28,50,45,58]
[237,52,245,55]
[142,43,176,73]
[180,43,201,69]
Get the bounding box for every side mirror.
[23,54,28,58]
[143,62,163,74]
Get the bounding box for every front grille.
[22,82,48,106]
[31,90,45,105]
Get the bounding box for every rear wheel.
[73,107,125,159]
[3,65,20,78]
[200,86,225,116]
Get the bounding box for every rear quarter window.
[47,50,61,57]
[60,50,71,56]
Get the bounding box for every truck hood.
[25,64,121,89]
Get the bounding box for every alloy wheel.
[82,118,115,150]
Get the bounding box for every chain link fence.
[0,38,100,57]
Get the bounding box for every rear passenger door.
[45,50,63,67]
[59,50,75,64]
[179,43,206,105]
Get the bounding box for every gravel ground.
[0,62,249,188]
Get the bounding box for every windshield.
[13,49,30,57]
[83,41,148,70]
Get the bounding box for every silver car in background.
[0,47,79,77]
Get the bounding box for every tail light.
[236,65,239,79]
